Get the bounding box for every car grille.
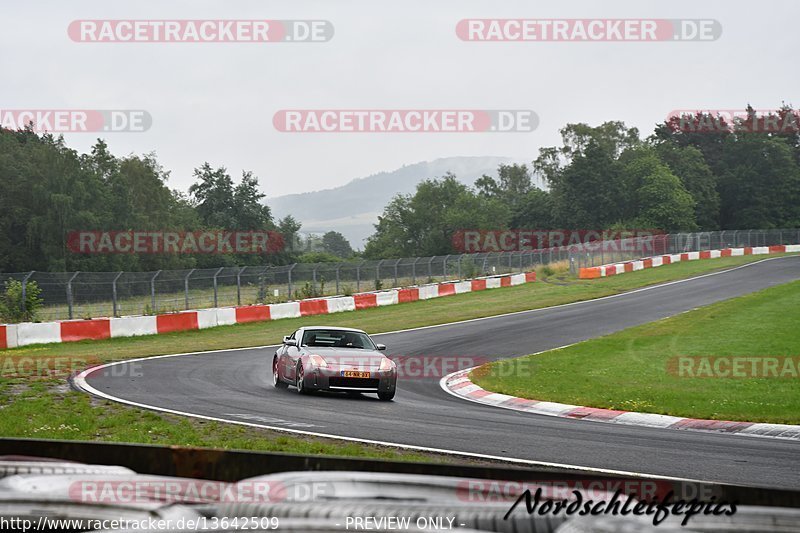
[329,377,380,389]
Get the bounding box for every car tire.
[296,363,312,395]
[377,390,395,401]
[273,357,288,389]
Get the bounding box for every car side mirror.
[375,343,386,351]
[283,338,297,347]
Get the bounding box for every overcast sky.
[4,0,798,198]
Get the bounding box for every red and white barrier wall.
[0,271,536,349]
[578,244,800,279]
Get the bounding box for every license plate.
[341,370,371,378]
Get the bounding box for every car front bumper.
[301,365,397,393]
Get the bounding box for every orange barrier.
[156,312,198,334]
[299,299,328,317]
[579,267,602,279]
[235,305,271,323]
[437,283,456,296]
[60,319,111,342]
[353,293,378,310]
[397,288,419,303]
[471,279,487,291]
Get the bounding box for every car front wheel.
[378,390,395,401]
[296,363,312,395]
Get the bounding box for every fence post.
[150,270,161,314]
[212,267,224,308]
[394,259,400,288]
[287,264,296,299]
[356,261,364,292]
[427,256,434,281]
[457,255,462,279]
[184,269,195,310]
[112,271,123,317]
[376,260,384,289]
[236,267,245,306]
[312,266,318,294]
[412,257,420,285]
[20,271,34,318]
[66,272,79,320]
[335,264,341,294]
[443,255,450,280]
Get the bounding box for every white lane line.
[72,368,699,482]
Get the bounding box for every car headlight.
[309,355,328,368]
[379,357,395,371]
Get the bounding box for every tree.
[633,167,697,231]
[233,171,273,230]
[533,121,641,186]
[188,164,237,228]
[717,135,800,228]
[321,231,354,258]
[653,143,720,229]
[475,164,534,211]
[364,174,509,258]
[510,188,554,228]
[549,139,625,228]
[272,215,303,263]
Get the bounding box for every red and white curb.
[578,244,800,279]
[441,368,800,441]
[0,272,536,349]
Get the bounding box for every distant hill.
[266,156,540,248]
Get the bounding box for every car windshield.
[302,329,375,349]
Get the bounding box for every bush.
[298,276,326,299]
[0,279,44,323]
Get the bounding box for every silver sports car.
[272,326,397,400]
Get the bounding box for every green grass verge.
[0,382,435,461]
[0,253,795,458]
[471,279,800,424]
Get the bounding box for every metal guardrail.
[0,438,798,507]
[1,229,798,321]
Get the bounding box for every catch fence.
[1,229,797,321]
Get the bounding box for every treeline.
[364,106,800,258]
[0,128,354,272]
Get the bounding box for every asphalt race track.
[83,256,800,489]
